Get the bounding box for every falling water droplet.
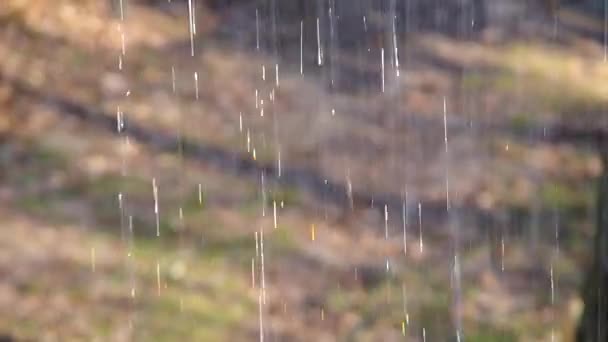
[275,63,280,87]
[444,96,450,211]
[188,0,195,56]
[381,48,385,93]
[317,18,323,66]
[273,201,278,229]
[300,20,304,75]
[418,202,423,253]
[153,178,160,237]
[194,72,199,100]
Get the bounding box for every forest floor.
[0,0,605,341]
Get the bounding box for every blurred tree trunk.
[109,0,122,18]
[577,140,608,342]
[472,0,487,30]
[580,0,606,12]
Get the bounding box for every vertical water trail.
[300,20,304,75]
[385,205,390,271]
[127,215,137,329]
[188,0,195,56]
[418,202,423,253]
[381,48,385,93]
[153,178,160,237]
[444,96,450,212]
[317,17,323,66]
[112,1,139,335]
[403,191,408,256]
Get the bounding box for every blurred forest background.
[1,0,608,341]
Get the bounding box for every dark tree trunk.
[577,141,608,342]
[472,0,487,31]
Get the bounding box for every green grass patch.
[466,327,518,342]
[540,181,593,213]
